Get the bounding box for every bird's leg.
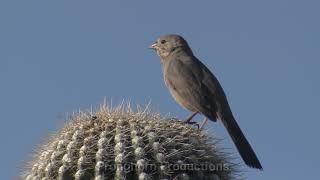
[184,112,198,123]
[183,112,200,129]
[199,118,209,129]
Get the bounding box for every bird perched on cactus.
[149,34,262,170]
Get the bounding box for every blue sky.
[1,0,319,179]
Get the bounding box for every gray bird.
[149,34,262,170]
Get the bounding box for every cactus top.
[23,103,239,180]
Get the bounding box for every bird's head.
[149,34,192,59]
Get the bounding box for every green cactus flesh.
[23,104,238,180]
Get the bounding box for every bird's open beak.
[149,43,157,49]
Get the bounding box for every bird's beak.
[149,42,157,49]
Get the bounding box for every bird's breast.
[163,65,199,112]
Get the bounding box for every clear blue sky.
[1,1,319,179]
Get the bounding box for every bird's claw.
[184,121,200,129]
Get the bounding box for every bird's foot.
[91,115,97,120]
[182,112,200,129]
[184,120,200,129]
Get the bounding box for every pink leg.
[199,118,209,129]
[184,112,200,129]
[184,112,198,123]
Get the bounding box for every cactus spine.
[23,104,238,180]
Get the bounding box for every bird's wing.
[197,60,233,117]
[196,59,263,169]
[165,56,218,117]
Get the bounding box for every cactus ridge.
[23,103,239,180]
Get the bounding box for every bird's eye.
[160,40,166,44]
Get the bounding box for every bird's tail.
[219,112,263,170]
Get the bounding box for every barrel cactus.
[23,103,239,180]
